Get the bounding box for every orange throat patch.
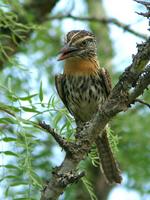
[64,57,100,76]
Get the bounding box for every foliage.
[82,177,98,200]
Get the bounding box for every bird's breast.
[63,74,106,122]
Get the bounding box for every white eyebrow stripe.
[68,31,82,45]
[73,36,93,45]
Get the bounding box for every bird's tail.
[96,129,122,184]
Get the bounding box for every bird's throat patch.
[64,57,99,76]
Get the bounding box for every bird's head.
[58,30,97,61]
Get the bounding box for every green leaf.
[19,94,38,101]
[10,181,29,186]
[47,94,56,108]
[30,170,43,189]
[21,106,40,113]
[60,123,67,134]
[7,105,21,112]
[0,175,18,182]
[14,198,35,200]
[39,81,43,102]
[5,186,9,197]
[0,117,17,124]
[0,164,19,169]
[0,151,19,157]
[88,145,99,167]
[1,137,17,142]
[107,126,119,155]
[7,94,18,102]
[51,96,56,108]
[0,103,20,114]
[53,112,62,126]
[82,177,98,200]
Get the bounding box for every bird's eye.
[81,40,87,46]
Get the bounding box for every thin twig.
[134,99,150,108]
[135,0,150,18]
[49,14,147,40]
[39,121,73,152]
[134,0,150,7]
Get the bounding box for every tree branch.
[39,121,77,154]
[129,65,150,104]
[135,0,150,7]
[0,0,59,69]
[134,98,150,108]
[135,0,150,18]
[48,14,147,40]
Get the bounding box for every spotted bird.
[55,30,122,184]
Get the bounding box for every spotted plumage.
[56,71,107,122]
[56,30,122,184]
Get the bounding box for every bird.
[55,30,122,184]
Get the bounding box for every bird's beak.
[57,45,78,61]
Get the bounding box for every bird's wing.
[55,74,73,114]
[100,68,112,96]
